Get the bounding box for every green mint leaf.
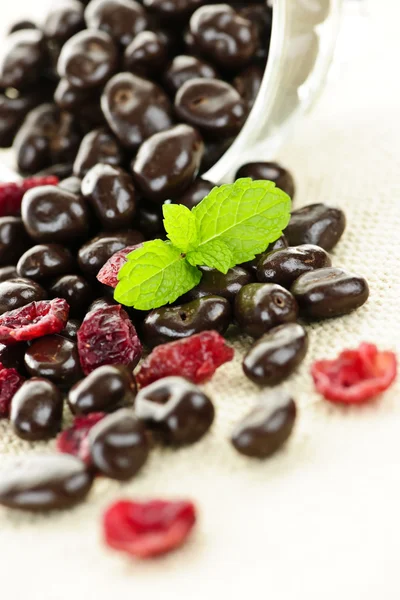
[114,240,202,310]
[192,178,291,265]
[163,203,198,252]
[186,239,233,274]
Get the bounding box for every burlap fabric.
[1,1,399,599]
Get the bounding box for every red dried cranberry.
[103,499,196,558]
[97,244,142,288]
[77,305,142,375]
[136,331,234,388]
[0,298,69,345]
[0,176,59,217]
[56,412,106,464]
[0,362,24,418]
[312,343,397,404]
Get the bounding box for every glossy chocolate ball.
[0,454,93,511]
[143,296,232,347]
[0,89,50,149]
[236,162,296,199]
[175,78,246,139]
[135,376,214,445]
[291,268,370,319]
[232,391,296,459]
[24,334,83,388]
[0,217,30,266]
[21,185,89,243]
[285,204,346,251]
[256,244,332,288]
[14,104,81,174]
[73,127,124,178]
[88,408,150,480]
[68,365,136,415]
[78,230,144,278]
[0,278,47,315]
[81,164,137,229]
[189,5,259,70]
[17,244,75,281]
[234,283,298,338]
[0,29,47,89]
[11,378,63,441]
[243,323,308,386]
[132,124,204,202]
[164,54,218,94]
[48,275,93,318]
[101,72,173,150]
[124,31,168,78]
[85,0,148,47]
[58,29,118,89]
[43,1,85,44]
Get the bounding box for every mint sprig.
[114,179,291,310]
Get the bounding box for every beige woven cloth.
[1,1,400,599]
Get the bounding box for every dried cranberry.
[0,298,69,345]
[312,343,397,404]
[0,176,59,217]
[77,305,142,375]
[56,412,106,464]
[0,362,24,418]
[136,331,234,388]
[103,499,196,559]
[97,244,142,289]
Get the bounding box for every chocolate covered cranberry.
[135,376,214,445]
[17,244,74,282]
[73,127,124,178]
[21,185,89,243]
[175,78,246,139]
[78,230,144,278]
[257,245,332,288]
[243,323,308,386]
[175,178,214,209]
[48,275,93,318]
[25,335,83,388]
[233,64,264,112]
[232,392,297,459]
[0,217,30,266]
[242,235,289,275]
[81,164,137,229]
[43,1,85,55]
[143,296,231,347]
[187,266,253,302]
[236,162,296,199]
[124,31,168,78]
[0,454,93,511]
[285,204,346,251]
[0,278,47,315]
[164,55,218,94]
[14,104,81,174]
[88,408,149,480]
[189,5,259,70]
[132,124,204,202]
[68,365,136,415]
[58,30,117,89]
[85,0,148,47]
[234,283,298,338]
[0,90,49,149]
[0,29,47,89]
[11,378,63,441]
[291,268,369,319]
[101,72,173,150]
